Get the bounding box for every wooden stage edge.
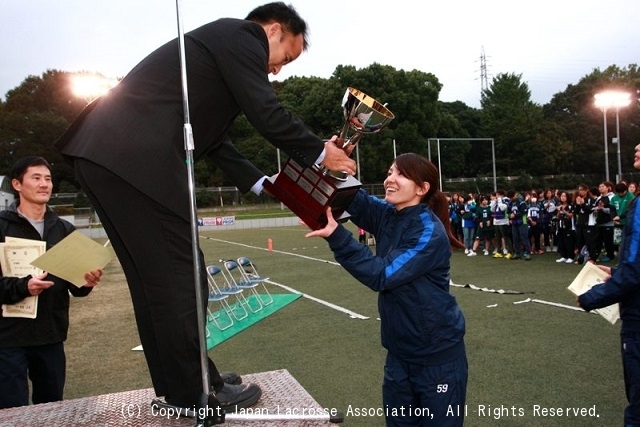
[0,369,342,426]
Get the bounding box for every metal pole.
[175,1,215,425]
[437,139,443,191]
[393,139,397,158]
[602,108,610,182]
[276,149,284,210]
[491,138,497,191]
[615,107,622,181]
[356,144,361,182]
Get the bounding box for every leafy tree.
[276,76,343,135]
[226,64,444,185]
[436,101,488,178]
[2,61,638,200]
[0,70,88,189]
[329,64,442,182]
[481,73,543,176]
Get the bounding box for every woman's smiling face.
[384,162,428,211]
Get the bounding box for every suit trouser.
[74,159,224,407]
[0,343,65,409]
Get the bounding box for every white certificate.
[0,238,46,319]
[568,262,620,325]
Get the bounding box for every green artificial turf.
[64,224,625,426]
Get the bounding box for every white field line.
[265,280,369,320]
[452,280,594,314]
[200,236,340,265]
[512,297,589,312]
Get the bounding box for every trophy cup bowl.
[264,87,394,230]
[325,87,395,180]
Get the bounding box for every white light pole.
[594,96,610,182]
[614,97,631,180]
[595,91,632,182]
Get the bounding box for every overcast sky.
[1,0,638,107]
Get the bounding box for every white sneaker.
[565,258,574,264]
[556,258,567,263]
[467,251,477,257]
[483,250,489,256]
[465,249,469,254]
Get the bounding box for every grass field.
[64,223,625,426]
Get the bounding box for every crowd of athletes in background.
[448,181,639,263]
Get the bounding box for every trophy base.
[264,158,362,230]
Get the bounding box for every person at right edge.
[306,153,468,426]
[578,142,640,427]
[55,2,356,417]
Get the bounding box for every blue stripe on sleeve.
[627,199,640,263]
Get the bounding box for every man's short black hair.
[616,182,628,194]
[245,2,309,50]
[10,156,51,182]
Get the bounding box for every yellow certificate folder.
[30,231,116,287]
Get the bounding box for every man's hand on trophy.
[322,137,356,175]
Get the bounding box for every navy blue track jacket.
[325,190,466,364]
[580,196,640,331]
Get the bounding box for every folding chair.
[237,256,274,306]
[221,260,264,313]
[206,265,248,321]
[206,273,234,331]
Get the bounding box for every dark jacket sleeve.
[0,276,31,304]
[67,284,93,297]
[206,137,265,193]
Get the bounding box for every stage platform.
[0,369,340,426]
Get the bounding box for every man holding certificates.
[578,142,640,426]
[0,156,103,409]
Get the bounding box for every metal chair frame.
[206,265,248,321]
[236,256,274,306]
[206,276,234,331]
[221,260,264,313]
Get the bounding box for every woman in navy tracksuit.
[307,153,467,426]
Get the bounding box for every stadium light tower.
[594,91,632,182]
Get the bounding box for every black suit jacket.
[56,18,324,220]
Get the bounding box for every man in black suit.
[56,2,356,412]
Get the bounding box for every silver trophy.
[324,87,395,180]
[264,87,394,229]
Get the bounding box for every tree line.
[0,63,638,200]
